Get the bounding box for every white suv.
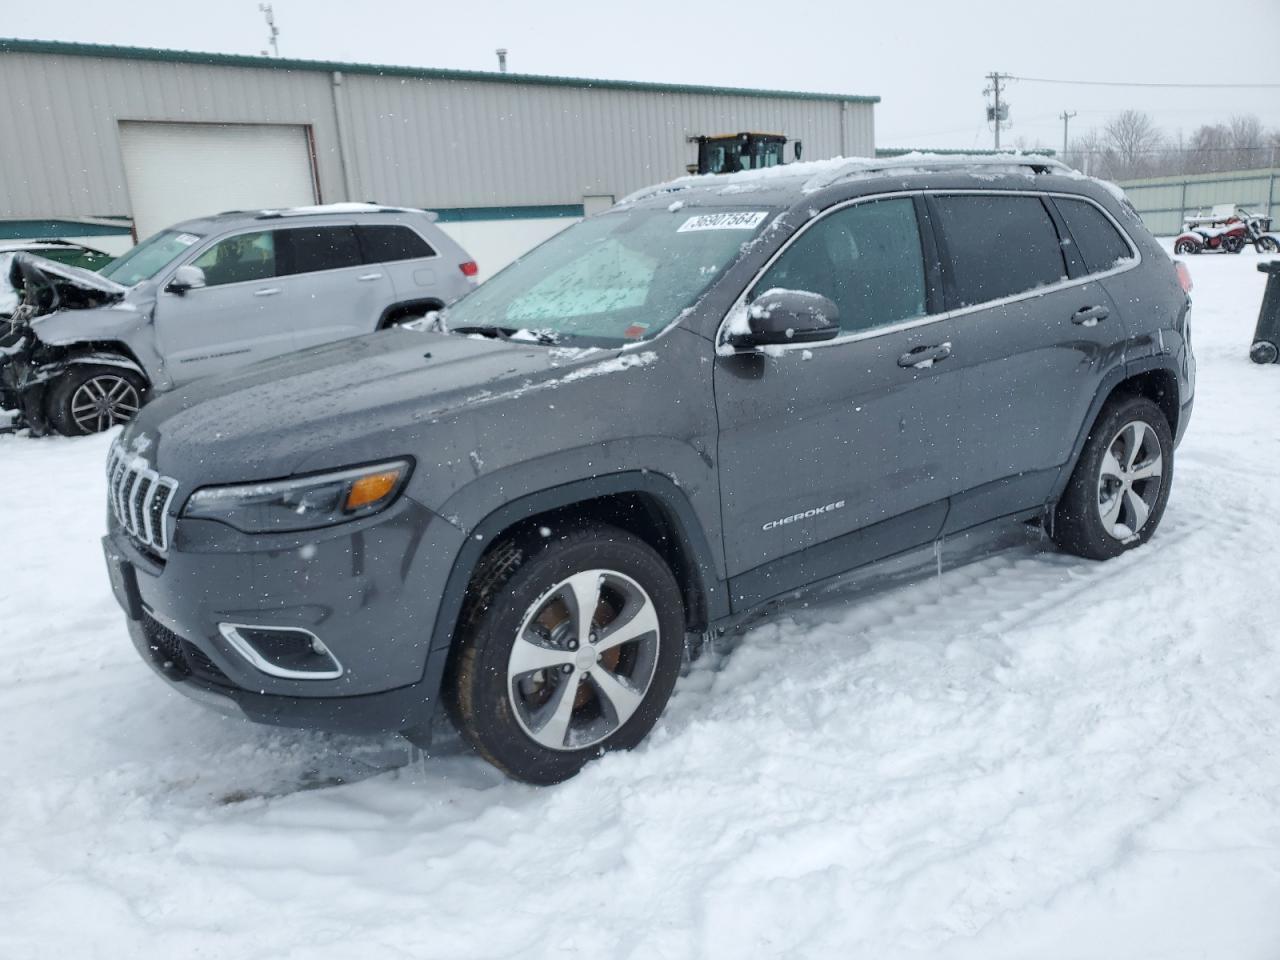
[0,203,477,435]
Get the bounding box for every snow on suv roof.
[621,152,1072,206]
[252,202,438,220]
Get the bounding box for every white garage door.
[118,121,317,238]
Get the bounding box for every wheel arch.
[427,472,728,656]
[1051,358,1181,507]
[377,298,444,330]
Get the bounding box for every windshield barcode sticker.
[677,211,768,232]
[174,233,200,246]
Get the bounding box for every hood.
[9,253,127,315]
[132,329,629,483]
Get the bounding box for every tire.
[1051,395,1174,561]
[1256,236,1278,254]
[1173,238,1200,255]
[46,365,146,437]
[444,525,685,784]
[1251,340,1279,365]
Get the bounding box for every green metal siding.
[1118,168,1280,236]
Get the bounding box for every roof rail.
[802,153,1069,193]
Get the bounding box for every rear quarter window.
[359,224,437,263]
[1054,197,1134,274]
[932,195,1067,308]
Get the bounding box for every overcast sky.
[4,0,1279,153]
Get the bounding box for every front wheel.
[445,526,686,784]
[1256,236,1279,254]
[47,365,146,436]
[1052,396,1174,561]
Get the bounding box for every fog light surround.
[217,623,344,680]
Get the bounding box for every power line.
[1012,75,1280,89]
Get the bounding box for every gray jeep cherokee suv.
[103,156,1194,784]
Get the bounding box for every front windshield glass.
[100,229,204,286]
[445,206,774,346]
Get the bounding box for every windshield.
[100,229,204,286]
[444,206,774,346]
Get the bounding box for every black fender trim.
[1048,355,1183,505]
[426,471,728,655]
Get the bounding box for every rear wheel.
[1173,238,1201,255]
[47,365,146,436]
[1052,396,1173,561]
[1223,235,1246,254]
[444,526,685,784]
[1251,340,1279,365]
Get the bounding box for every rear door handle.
[898,341,952,369]
[253,287,282,297]
[1071,305,1109,326]
[357,272,384,282]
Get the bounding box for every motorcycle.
[1174,205,1279,255]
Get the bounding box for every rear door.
[357,222,448,306]
[928,192,1129,528]
[153,228,298,385]
[279,224,396,350]
[714,195,960,603]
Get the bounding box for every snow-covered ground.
[2,247,1279,959]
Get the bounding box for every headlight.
[183,459,412,533]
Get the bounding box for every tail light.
[1174,260,1193,294]
[459,261,479,278]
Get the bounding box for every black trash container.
[1251,260,1280,364]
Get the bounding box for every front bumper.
[103,494,468,735]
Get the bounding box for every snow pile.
[1,248,1279,958]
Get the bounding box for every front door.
[154,228,298,386]
[714,196,960,606]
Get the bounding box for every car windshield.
[100,229,204,286]
[443,206,775,346]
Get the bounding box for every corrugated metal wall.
[1118,168,1280,236]
[0,49,875,221]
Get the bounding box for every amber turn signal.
[344,469,403,511]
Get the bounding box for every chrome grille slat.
[106,441,179,556]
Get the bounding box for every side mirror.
[793,140,803,161]
[166,264,206,294]
[727,288,839,349]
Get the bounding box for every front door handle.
[898,341,952,369]
[1071,305,1109,326]
[357,272,384,282]
[253,287,282,297]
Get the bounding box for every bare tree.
[1102,110,1164,178]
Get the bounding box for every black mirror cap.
[728,288,840,349]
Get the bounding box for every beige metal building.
[0,39,878,274]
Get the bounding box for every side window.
[1054,197,1133,274]
[277,226,363,276]
[191,231,277,287]
[755,197,926,335]
[358,224,437,263]
[932,195,1067,307]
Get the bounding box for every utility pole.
[1059,110,1077,161]
[984,72,1011,150]
[259,3,280,58]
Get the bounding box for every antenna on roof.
[259,3,281,58]
[496,48,508,73]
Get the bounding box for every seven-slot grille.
[106,443,179,555]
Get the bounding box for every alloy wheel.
[1096,419,1164,540]
[506,569,661,751]
[69,375,141,433]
